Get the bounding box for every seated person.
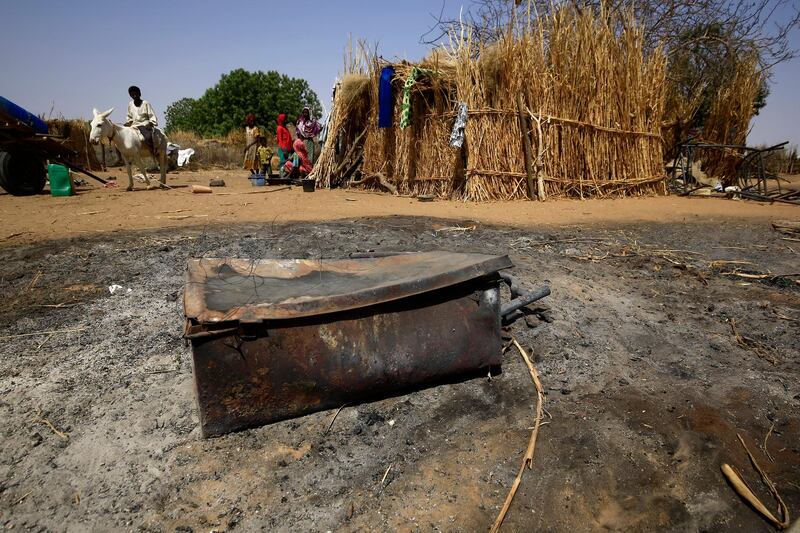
[284,152,302,180]
[125,85,159,157]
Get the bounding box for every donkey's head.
[89,108,114,144]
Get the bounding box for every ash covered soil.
[0,216,798,532]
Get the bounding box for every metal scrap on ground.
[183,251,549,437]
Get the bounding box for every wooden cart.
[0,96,78,196]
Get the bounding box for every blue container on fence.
[250,174,266,186]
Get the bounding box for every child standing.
[257,136,273,177]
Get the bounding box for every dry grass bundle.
[700,56,762,184]
[339,74,371,112]
[662,81,707,156]
[420,47,456,69]
[46,119,102,170]
[168,129,245,169]
[224,128,246,146]
[315,38,376,188]
[168,129,201,146]
[314,72,372,187]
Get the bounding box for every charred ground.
[0,216,798,532]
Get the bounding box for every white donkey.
[88,108,167,190]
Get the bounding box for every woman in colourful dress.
[276,113,293,177]
[283,138,313,179]
[295,107,321,163]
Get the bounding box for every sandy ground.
[1,169,799,245]
[0,169,799,532]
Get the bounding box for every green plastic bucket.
[48,164,73,196]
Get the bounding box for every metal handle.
[498,271,550,317]
[500,285,550,317]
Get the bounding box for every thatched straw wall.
[456,7,667,200]
[361,68,462,196]
[359,79,392,178]
[318,7,668,200]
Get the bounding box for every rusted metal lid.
[184,251,512,324]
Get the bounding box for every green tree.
[164,97,197,134]
[167,69,322,137]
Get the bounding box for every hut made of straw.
[46,119,103,171]
[316,7,669,200]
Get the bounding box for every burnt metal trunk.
[184,252,517,438]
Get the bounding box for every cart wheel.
[0,151,46,196]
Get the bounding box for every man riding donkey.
[125,86,160,159]
[88,85,168,190]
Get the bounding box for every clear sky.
[1,0,797,148]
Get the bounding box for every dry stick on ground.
[350,173,398,195]
[26,271,42,291]
[771,220,800,237]
[34,412,68,440]
[1,231,31,242]
[36,333,54,351]
[729,318,777,365]
[162,215,209,220]
[722,271,771,280]
[707,260,756,268]
[510,237,612,247]
[324,404,349,435]
[763,423,775,462]
[434,225,477,232]
[144,367,180,375]
[720,434,789,529]
[36,302,85,309]
[489,338,545,533]
[217,186,292,196]
[0,328,86,340]
[381,464,393,486]
[773,309,800,323]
